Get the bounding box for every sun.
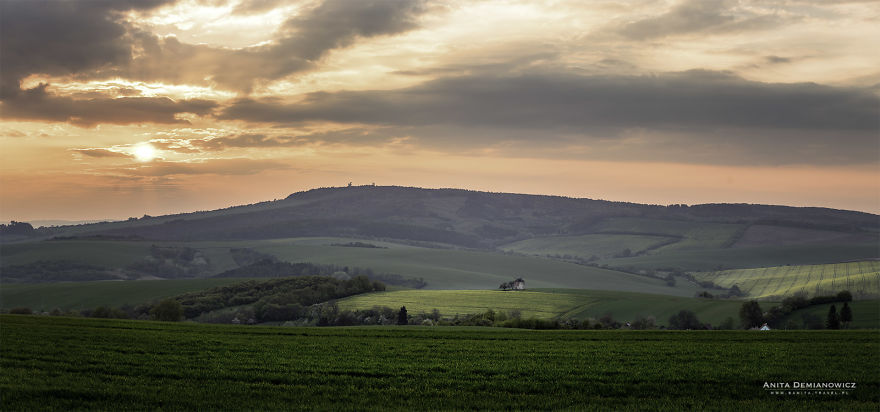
[132,143,158,162]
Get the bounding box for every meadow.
[693,261,880,300]
[1,315,877,410]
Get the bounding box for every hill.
[2,186,877,300]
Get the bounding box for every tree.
[826,304,840,330]
[668,310,702,330]
[397,306,408,325]
[840,302,853,328]
[151,299,183,321]
[739,300,763,329]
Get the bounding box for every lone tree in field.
[739,300,763,329]
[151,299,183,322]
[840,302,853,328]
[397,306,408,325]
[826,304,840,330]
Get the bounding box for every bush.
[9,307,32,315]
[668,310,703,330]
[151,299,184,322]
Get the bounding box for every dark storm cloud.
[618,0,783,40]
[221,70,877,132]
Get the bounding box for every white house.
[513,278,525,290]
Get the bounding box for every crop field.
[693,261,880,300]
[500,234,674,259]
[598,242,880,272]
[338,289,749,326]
[0,278,248,311]
[0,239,153,268]
[592,217,745,251]
[1,316,877,410]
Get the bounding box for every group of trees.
[216,257,427,289]
[739,291,855,329]
[177,275,386,320]
[6,298,184,322]
[0,221,35,236]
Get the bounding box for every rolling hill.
[2,186,877,303]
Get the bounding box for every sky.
[1,0,878,222]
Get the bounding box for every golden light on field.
[132,143,158,162]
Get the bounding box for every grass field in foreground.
[693,261,880,300]
[0,278,248,311]
[2,316,877,410]
[338,289,749,326]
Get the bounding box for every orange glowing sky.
[1,0,879,222]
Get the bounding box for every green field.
[500,233,674,259]
[0,278,248,311]
[338,289,749,327]
[694,261,880,300]
[598,243,880,272]
[235,238,693,294]
[593,217,745,251]
[1,316,877,410]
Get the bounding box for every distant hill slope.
[23,185,879,246]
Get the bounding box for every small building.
[513,278,525,290]
[759,323,771,331]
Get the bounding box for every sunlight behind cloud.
[132,143,158,162]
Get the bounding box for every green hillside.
[693,261,880,300]
[338,288,748,327]
[500,233,674,259]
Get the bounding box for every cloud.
[219,69,879,165]
[0,0,221,126]
[221,69,877,131]
[191,133,306,150]
[618,0,784,40]
[0,0,431,125]
[120,158,291,176]
[1,83,218,127]
[0,0,175,97]
[124,0,431,91]
[74,148,132,158]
